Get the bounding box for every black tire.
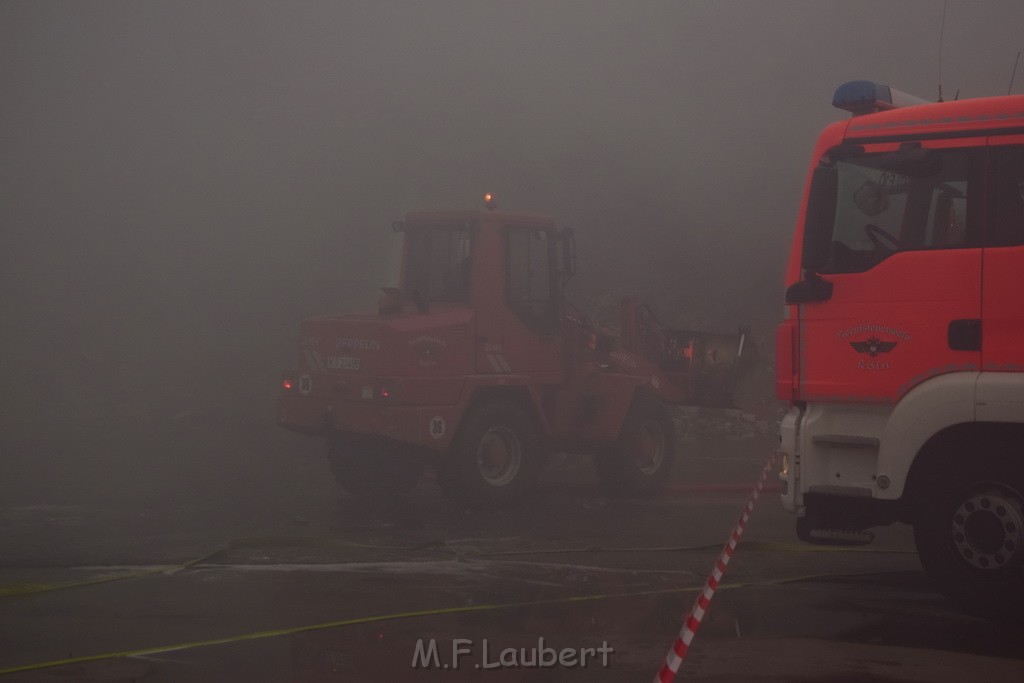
[327,437,424,500]
[595,397,675,496]
[913,453,1024,620]
[438,401,544,510]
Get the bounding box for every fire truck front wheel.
[439,401,543,509]
[327,437,424,500]
[595,397,675,496]
[912,454,1024,620]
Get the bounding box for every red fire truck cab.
[777,81,1024,616]
[279,202,747,509]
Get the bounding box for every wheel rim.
[950,484,1024,571]
[635,419,666,476]
[476,426,522,487]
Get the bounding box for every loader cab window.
[809,147,981,274]
[404,223,473,303]
[506,226,560,334]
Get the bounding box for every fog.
[2,1,1022,503]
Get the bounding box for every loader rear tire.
[438,401,544,510]
[595,397,675,497]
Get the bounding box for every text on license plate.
[327,356,361,370]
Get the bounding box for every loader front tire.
[595,397,675,497]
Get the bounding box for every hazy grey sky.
[2,1,1023,418]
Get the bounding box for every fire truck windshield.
[808,147,976,274]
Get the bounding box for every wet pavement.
[1,418,1022,681]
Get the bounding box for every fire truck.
[278,197,746,509]
[777,80,1024,616]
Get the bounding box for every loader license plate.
[327,356,361,371]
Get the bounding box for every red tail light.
[282,378,295,392]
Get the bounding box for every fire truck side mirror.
[561,228,577,280]
[785,273,833,304]
[801,166,838,272]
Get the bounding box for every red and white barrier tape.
[654,454,775,683]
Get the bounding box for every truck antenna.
[937,0,947,102]
[1010,50,1021,95]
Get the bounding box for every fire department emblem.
[849,337,897,357]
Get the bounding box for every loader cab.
[395,206,573,376]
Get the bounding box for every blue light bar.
[832,80,931,116]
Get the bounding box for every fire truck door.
[797,139,985,402]
[982,138,1024,371]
